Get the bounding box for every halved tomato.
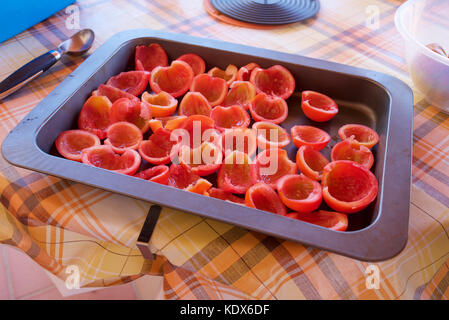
[92,84,139,103]
[252,121,290,149]
[176,53,206,76]
[177,115,215,148]
[138,128,178,165]
[78,96,112,139]
[178,92,212,117]
[185,178,213,195]
[106,71,150,96]
[81,145,141,175]
[217,151,253,194]
[55,130,100,162]
[221,128,257,157]
[277,174,322,213]
[331,138,374,170]
[150,60,194,98]
[250,65,295,100]
[249,93,288,124]
[104,122,143,154]
[301,91,338,122]
[134,165,170,185]
[135,43,168,72]
[208,64,238,85]
[151,115,188,132]
[167,163,200,189]
[236,63,259,81]
[290,125,330,151]
[296,146,329,180]
[178,141,223,176]
[321,160,378,214]
[251,148,297,189]
[223,81,256,110]
[245,183,287,215]
[210,105,250,132]
[338,124,379,149]
[110,97,152,134]
[207,187,245,204]
[285,210,348,231]
[190,74,228,107]
[141,91,178,118]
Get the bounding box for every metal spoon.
[0,29,95,100]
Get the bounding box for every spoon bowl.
[58,29,95,55]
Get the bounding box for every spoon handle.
[0,50,62,100]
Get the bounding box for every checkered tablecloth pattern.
[0,0,448,299]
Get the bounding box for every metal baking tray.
[2,30,413,261]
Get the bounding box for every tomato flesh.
[277,174,322,213]
[81,145,141,175]
[290,125,330,151]
[252,121,290,149]
[250,65,295,100]
[150,60,194,98]
[249,93,288,124]
[190,74,228,107]
[301,91,338,122]
[223,81,256,110]
[134,165,170,184]
[217,151,253,194]
[110,98,152,134]
[168,163,200,189]
[178,142,223,176]
[177,53,206,76]
[104,122,143,154]
[135,43,168,72]
[207,187,245,204]
[245,183,287,215]
[78,96,112,139]
[221,128,257,157]
[236,63,259,81]
[208,64,238,85]
[179,92,212,117]
[106,71,150,96]
[138,128,178,165]
[141,91,178,118]
[331,138,374,170]
[56,130,100,162]
[93,84,139,103]
[210,105,250,132]
[338,124,379,149]
[296,145,329,180]
[185,178,213,195]
[286,210,348,231]
[177,115,216,148]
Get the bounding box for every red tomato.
[250,65,295,100]
[301,91,338,122]
[207,187,245,204]
[167,163,200,189]
[190,74,228,107]
[252,121,291,149]
[141,91,178,118]
[277,174,322,213]
[150,60,194,98]
[104,122,143,154]
[185,178,213,195]
[178,142,223,176]
[134,165,169,185]
[81,145,141,176]
[177,115,216,148]
[223,81,256,110]
[178,92,212,117]
[106,71,150,96]
[217,151,253,194]
[135,43,168,72]
[286,211,348,231]
[210,105,250,132]
[290,125,330,151]
[296,145,329,180]
[236,63,259,81]
[55,130,100,162]
[221,128,257,157]
[251,148,297,189]
[331,138,374,170]
[321,160,378,214]
[78,96,112,139]
[249,93,289,124]
[176,53,206,76]
[109,98,152,134]
[245,183,287,215]
[208,64,238,86]
[338,124,379,149]
[138,128,178,165]
[92,84,139,103]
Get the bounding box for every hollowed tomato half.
[176,53,206,76]
[331,138,374,170]
[250,65,295,100]
[110,98,152,134]
[177,115,216,148]
[138,128,178,165]
[277,174,322,213]
[185,178,213,195]
[338,124,379,149]
[208,64,238,85]
[92,84,139,103]
[301,91,338,122]
[221,128,257,157]
[249,93,288,124]
[134,165,170,185]
[104,122,143,154]
[210,105,250,132]
[223,81,256,110]
[217,151,253,194]
[321,160,378,214]
[167,163,201,189]
[141,91,178,118]
[106,71,150,96]
[236,63,260,81]
[135,43,168,72]
[245,183,287,216]
[150,115,188,132]
[178,142,223,176]
[251,148,297,189]
[285,210,348,231]
[290,125,330,151]
[150,60,194,98]
[81,145,141,175]
[296,146,329,180]
[190,74,228,107]
[78,96,112,139]
[55,130,100,162]
[207,187,245,204]
[252,121,290,149]
[178,92,212,117]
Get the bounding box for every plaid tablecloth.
[0,0,448,300]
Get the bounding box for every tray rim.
[1,29,413,261]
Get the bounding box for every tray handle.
[136,204,162,260]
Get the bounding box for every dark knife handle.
[0,50,62,100]
[136,205,162,260]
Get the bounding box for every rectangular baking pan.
[2,30,413,261]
